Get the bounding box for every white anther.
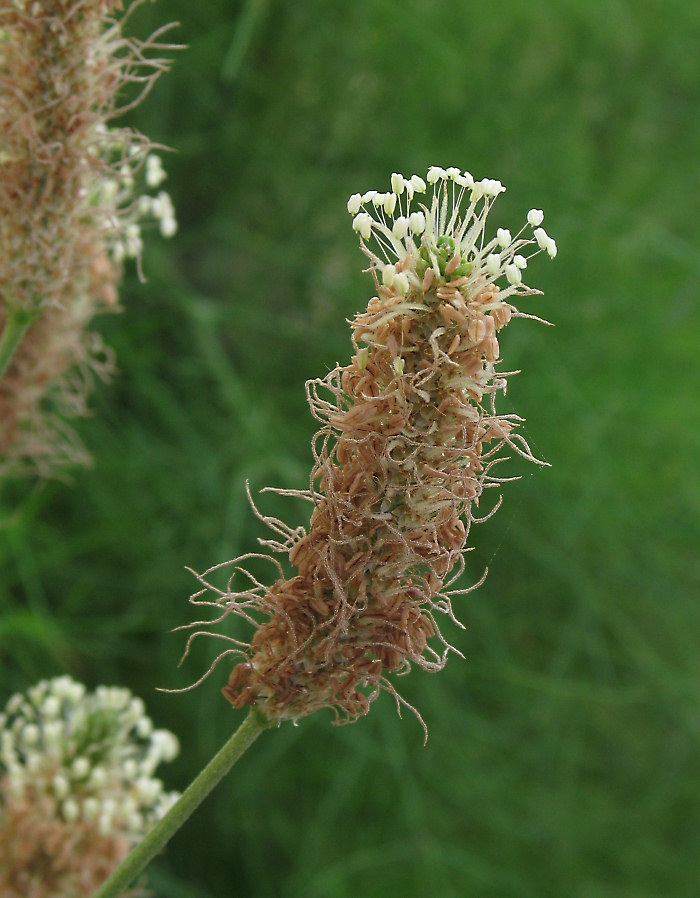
[347,194,362,214]
[391,173,405,195]
[42,696,61,718]
[160,216,177,238]
[72,757,90,778]
[392,216,409,239]
[22,724,39,745]
[427,166,446,183]
[505,264,522,285]
[53,774,70,797]
[496,228,511,248]
[486,254,501,276]
[62,799,80,823]
[352,213,373,240]
[409,211,426,234]
[145,154,167,188]
[533,227,550,250]
[394,272,410,295]
[383,192,397,215]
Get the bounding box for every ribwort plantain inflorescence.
[181,166,556,736]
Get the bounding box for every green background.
[2,0,700,895]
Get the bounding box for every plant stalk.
[92,708,270,898]
[0,305,40,382]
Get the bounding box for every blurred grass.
[2,0,700,896]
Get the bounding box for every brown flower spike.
[0,0,177,475]
[183,167,556,733]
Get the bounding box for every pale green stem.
[0,305,40,382]
[92,708,271,898]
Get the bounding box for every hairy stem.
[0,305,40,383]
[91,708,270,898]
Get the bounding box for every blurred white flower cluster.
[0,675,180,895]
[90,139,179,264]
[0,675,179,839]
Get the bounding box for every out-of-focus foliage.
[1,1,699,896]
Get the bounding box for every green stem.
[0,305,40,382]
[92,708,270,898]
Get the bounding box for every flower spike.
[181,166,555,735]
